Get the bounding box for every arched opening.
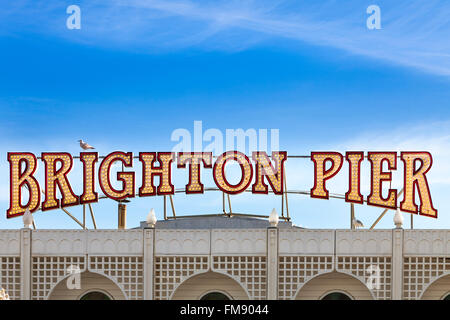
[200,291,231,300]
[47,271,126,300]
[295,271,373,300]
[321,291,352,300]
[421,274,450,300]
[171,271,249,300]
[80,290,112,300]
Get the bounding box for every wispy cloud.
[1,1,449,76]
[2,1,450,76]
[284,120,450,201]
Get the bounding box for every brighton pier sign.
[7,151,437,219]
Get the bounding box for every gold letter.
[139,152,174,196]
[310,152,343,199]
[252,151,287,195]
[99,152,135,200]
[7,153,40,218]
[177,152,212,194]
[367,152,397,209]
[42,153,79,210]
[345,152,364,204]
[80,152,98,204]
[213,151,253,194]
[400,152,437,217]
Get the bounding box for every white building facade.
[0,220,449,300]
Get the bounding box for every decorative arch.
[293,271,375,300]
[319,290,354,300]
[46,271,127,300]
[77,288,113,300]
[211,269,254,299]
[170,270,250,300]
[200,289,233,300]
[419,272,450,300]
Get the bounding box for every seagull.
[79,140,95,150]
[352,218,364,229]
[23,208,33,228]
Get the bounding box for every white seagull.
[79,140,95,150]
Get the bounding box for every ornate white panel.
[155,230,210,255]
[404,230,450,256]
[212,256,266,299]
[0,230,21,255]
[279,229,334,255]
[154,256,209,300]
[278,255,334,299]
[87,230,143,255]
[32,230,86,255]
[336,230,392,255]
[211,229,266,255]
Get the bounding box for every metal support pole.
[164,195,167,220]
[350,203,355,230]
[227,194,232,216]
[284,170,290,220]
[61,207,85,229]
[83,204,86,229]
[169,195,176,219]
[118,203,126,229]
[222,192,226,215]
[88,204,97,229]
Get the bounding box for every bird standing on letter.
[79,140,95,150]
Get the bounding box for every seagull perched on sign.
[352,218,364,229]
[78,140,95,150]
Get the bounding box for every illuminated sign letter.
[213,151,253,194]
[400,152,437,218]
[252,151,287,195]
[99,152,135,200]
[7,152,41,218]
[177,152,212,194]
[41,153,79,211]
[310,152,343,199]
[345,151,364,204]
[80,152,98,204]
[139,152,174,196]
[367,152,397,209]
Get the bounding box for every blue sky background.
[1,0,450,229]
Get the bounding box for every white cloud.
[283,120,450,201]
[1,1,450,76]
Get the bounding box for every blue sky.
[1,0,450,230]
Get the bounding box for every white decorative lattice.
[212,256,266,300]
[336,256,391,300]
[89,256,144,300]
[0,257,20,300]
[154,256,209,300]
[403,256,450,300]
[278,256,333,300]
[32,256,85,300]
